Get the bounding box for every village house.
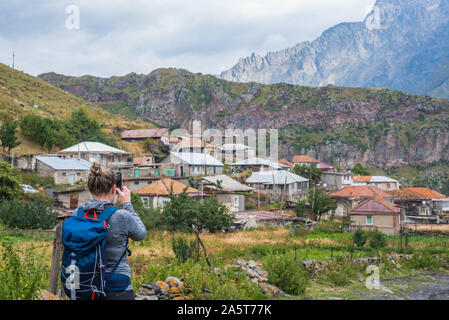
[232,211,297,230]
[231,157,283,172]
[56,187,92,210]
[133,155,154,166]
[171,137,220,159]
[388,187,447,221]
[123,175,190,193]
[278,160,294,168]
[135,178,205,208]
[433,198,449,216]
[317,162,334,172]
[349,197,403,235]
[245,170,309,201]
[292,155,320,167]
[57,141,133,170]
[201,174,254,212]
[120,128,169,144]
[321,172,353,191]
[218,143,256,164]
[162,152,224,176]
[35,156,91,185]
[353,176,400,191]
[330,186,393,219]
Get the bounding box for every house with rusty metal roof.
[120,128,169,143]
[388,187,448,219]
[135,178,205,208]
[350,198,402,235]
[329,186,393,219]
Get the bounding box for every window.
[77,172,81,176]
[233,196,239,208]
[387,183,391,189]
[62,172,66,177]
[134,181,139,185]
[366,216,373,225]
[141,197,150,208]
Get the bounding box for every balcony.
[111,161,134,168]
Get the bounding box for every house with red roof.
[329,186,393,219]
[388,187,448,219]
[350,198,403,235]
[292,155,320,167]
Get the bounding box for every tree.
[0,161,23,200]
[160,189,234,266]
[308,188,337,221]
[294,199,308,216]
[0,121,21,154]
[351,163,370,176]
[292,164,322,186]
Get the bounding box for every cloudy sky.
[0,0,376,78]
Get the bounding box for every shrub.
[405,252,441,271]
[263,254,309,296]
[367,230,387,249]
[172,236,198,263]
[0,239,47,299]
[20,172,55,189]
[0,197,57,229]
[353,229,368,247]
[320,255,360,286]
[141,260,266,300]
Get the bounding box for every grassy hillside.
[0,63,152,155]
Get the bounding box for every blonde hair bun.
[90,162,102,176]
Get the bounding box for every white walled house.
[246,170,309,201]
[57,141,133,169]
[163,152,224,176]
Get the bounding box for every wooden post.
[49,220,63,294]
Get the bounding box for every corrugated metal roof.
[136,178,201,196]
[331,186,391,198]
[220,144,254,151]
[121,128,168,139]
[246,170,308,185]
[370,176,399,183]
[57,142,131,154]
[231,157,282,169]
[171,152,224,166]
[292,155,320,163]
[36,156,91,170]
[202,174,253,192]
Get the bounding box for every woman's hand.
[116,185,131,205]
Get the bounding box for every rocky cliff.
[220,0,449,100]
[39,68,449,169]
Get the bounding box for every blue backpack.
[60,206,131,300]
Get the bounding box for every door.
[179,165,184,177]
[69,193,78,210]
[69,174,75,185]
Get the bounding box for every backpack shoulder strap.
[98,205,120,222]
[76,206,85,217]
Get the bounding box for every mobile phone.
[115,172,122,190]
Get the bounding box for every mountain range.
[38,68,449,169]
[220,0,449,100]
